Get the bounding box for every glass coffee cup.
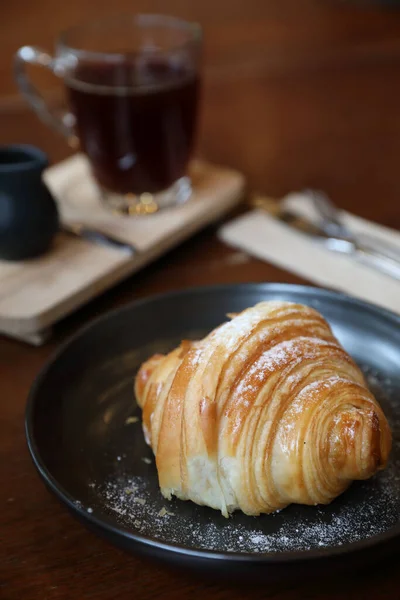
[15,15,202,215]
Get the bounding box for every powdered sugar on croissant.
[135,301,391,516]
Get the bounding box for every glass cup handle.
[14,45,77,145]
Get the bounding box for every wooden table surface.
[1,1,400,598]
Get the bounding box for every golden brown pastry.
[135,301,391,516]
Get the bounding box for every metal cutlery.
[305,189,400,263]
[252,194,400,282]
[62,222,137,255]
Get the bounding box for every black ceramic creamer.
[0,145,59,260]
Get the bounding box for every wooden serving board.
[0,154,245,345]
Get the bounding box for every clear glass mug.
[15,15,202,215]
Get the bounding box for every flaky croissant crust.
[135,301,391,516]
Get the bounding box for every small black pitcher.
[0,144,59,260]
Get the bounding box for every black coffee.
[66,57,199,195]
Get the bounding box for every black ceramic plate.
[26,284,400,578]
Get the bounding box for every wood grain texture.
[1,0,400,598]
[0,157,244,341]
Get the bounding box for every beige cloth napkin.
[219,192,400,315]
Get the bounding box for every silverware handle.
[305,189,400,262]
[355,234,400,263]
[356,247,400,282]
[80,229,136,254]
[62,224,137,255]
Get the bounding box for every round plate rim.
[25,282,400,564]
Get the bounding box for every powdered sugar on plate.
[88,458,399,553]
[83,362,399,555]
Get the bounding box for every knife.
[252,195,400,282]
[305,188,400,263]
[62,223,137,255]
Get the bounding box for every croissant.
[135,301,391,516]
